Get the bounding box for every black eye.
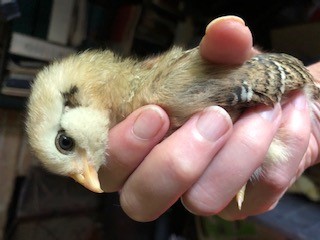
[55,130,75,154]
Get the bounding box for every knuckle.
[238,133,265,158]
[155,145,199,183]
[290,133,308,149]
[181,183,230,216]
[278,127,308,154]
[182,195,222,216]
[120,192,157,222]
[262,170,291,194]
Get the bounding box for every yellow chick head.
[25,52,120,193]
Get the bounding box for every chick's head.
[26,52,114,193]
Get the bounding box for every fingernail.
[206,15,245,33]
[196,106,232,141]
[258,103,281,122]
[292,93,307,111]
[133,107,164,140]
[180,198,197,215]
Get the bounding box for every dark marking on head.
[69,85,78,95]
[62,85,80,108]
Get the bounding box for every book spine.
[47,0,75,45]
[109,4,142,55]
[1,73,34,97]
[33,0,53,39]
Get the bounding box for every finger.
[200,15,256,64]
[98,105,170,192]
[306,101,320,166]
[120,106,233,222]
[181,103,282,216]
[296,133,319,178]
[219,92,311,220]
[308,62,320,82]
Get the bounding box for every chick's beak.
[69,157,103,193]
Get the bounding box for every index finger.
[98,105,170,192]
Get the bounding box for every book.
[9,32,75,62]
[7,54,46,75]
[173,17,195,47]
[47,0,76,45]
[69,0,87,47]
[33,0,53,39]
[12,0,53,39]
[0,0,20,21]
[152,0,182,16]
[84,1,115,49]
[109,4,142,55]
[132,7,176,55]
[11,0,38,35]
[1,73,33,97]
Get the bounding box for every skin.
[98,15,320,222]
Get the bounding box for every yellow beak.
[69,157,103,193]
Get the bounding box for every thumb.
[200,15,257,65]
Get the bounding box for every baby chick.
[26,46,319,209]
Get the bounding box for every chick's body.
[26,47,319,204]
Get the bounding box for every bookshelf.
[0,1,189,239]
[0,0,189,109]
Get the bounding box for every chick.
[26,47,319,209]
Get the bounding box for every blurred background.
[0,0,320,239]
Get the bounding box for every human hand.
[98,15,318,222]
[189,15,320,220]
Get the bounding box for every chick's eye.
[55,131,75,154]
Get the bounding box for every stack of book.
[2,32,75,97]
[0,0,191,99]
[1,0,80,98]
